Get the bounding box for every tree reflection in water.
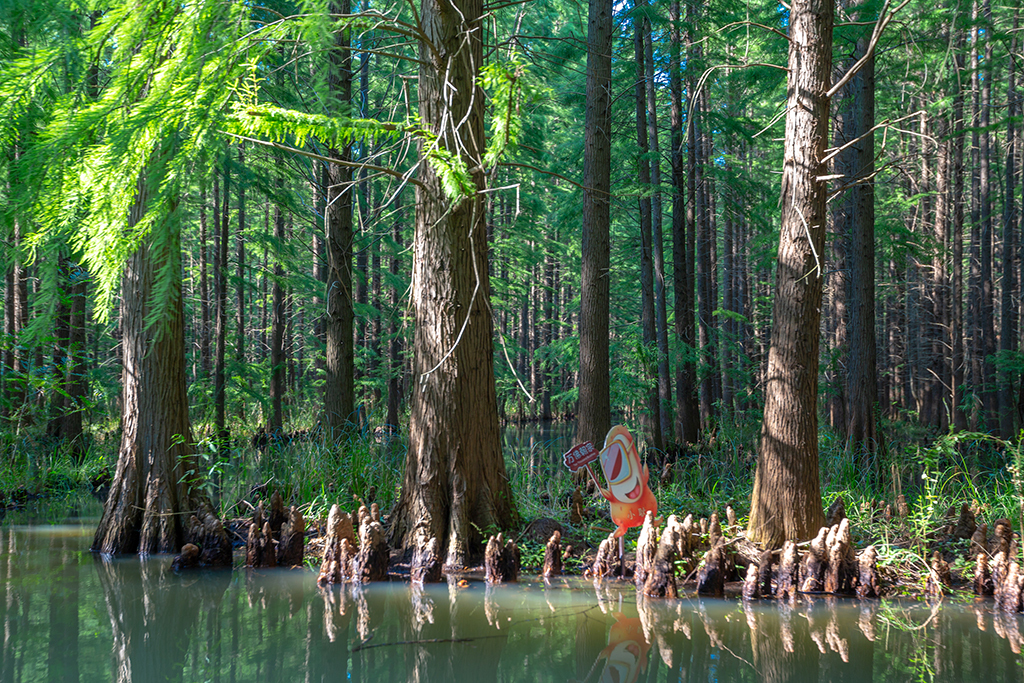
[0,526,1019,683]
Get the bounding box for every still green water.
[1,516,1022,682]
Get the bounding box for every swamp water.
[1,516,1023,682]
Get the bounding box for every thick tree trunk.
[577,0,613,449]
[324,0,356,437]
[388,0,517,568]
[670,0,699,444]
[93,180,196,555]
[748,0,832,547]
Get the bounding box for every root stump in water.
[245,522,277,568]
[277,506,305,568]
[634,511,658,589]
[590,534,617,578]
[411,536,443,583]
[643,515,681,599]
[696,539,726,597]
[484,533,520,584]
[974,552,993,596]
[181,502,232,568]
[925,551,952,597]
[542,531,563,578]
[823,518,856,595]
[317,505,357,585]
[855,546,880,598]
[991,519,1013,558]
[776,541,799,601]
[171,543,201,571]
[742,563,760,601]
[800,527,828,592]
[354,519,389,583]
[268,491,287,536]
[995,560,1023,612]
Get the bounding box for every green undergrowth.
[4,409,1024,587]
[504,419,1024,582]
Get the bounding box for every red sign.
[563,441,599,472]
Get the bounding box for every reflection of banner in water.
[574,611,650,683]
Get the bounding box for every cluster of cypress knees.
[169,493,1024,612]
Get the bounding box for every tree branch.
[826,0,913,99]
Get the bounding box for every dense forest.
[1,0,1023,559]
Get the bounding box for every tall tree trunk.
[386,193,404,430]
[845,6,877,462]
[932,106,952,432]
[645,8,671,442]
[541,241,554,421]
[978,0,996,430]
[213,159,229,443]
[747,0,832,547]
[199,182,211,377]
[635,0,662,450]
[577,0,613,449]
[236,145,246,369]
[952,32,968,430]
[48,257,72,439]
[968,0,983,428]
[324,0,356,436]
[270,172,286,434]
[828,18,856,438]
[388,0,517,566]
[93,175,196,555]
[998,8,1018,438]
[670,0,699,444]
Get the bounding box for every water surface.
[1,519,1022,682]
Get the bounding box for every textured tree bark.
[670,0,699,444]
[93,178,197,555]
[747,0,832,547]
[577,0,613,449]
[388,0,516,568]
[324,0,356,438]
